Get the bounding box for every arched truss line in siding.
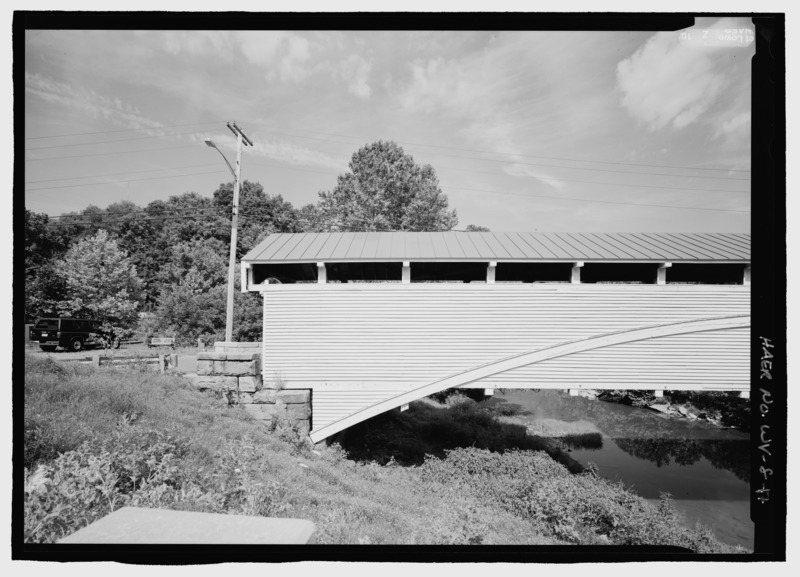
[308,314,749,443]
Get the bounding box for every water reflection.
[613,437,748,483]
[490,390,749,482]
[491,389,753,548]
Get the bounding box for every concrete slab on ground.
[58,507,316,544]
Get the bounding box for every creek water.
[488,389,753,549]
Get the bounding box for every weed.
[271,371,286,391]
[22,354,748,551]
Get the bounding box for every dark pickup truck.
[30,318,104,352]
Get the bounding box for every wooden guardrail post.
[93,355,101,368]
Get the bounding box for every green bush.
[22,355,748,550]
[419,447,746,552]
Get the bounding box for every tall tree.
[56,229,143,331]
[24,211,70,322]
[212,180,301,255]
[316,140,458,232]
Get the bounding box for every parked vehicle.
[29,318,107,352]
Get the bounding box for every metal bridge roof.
[242,232,750,263]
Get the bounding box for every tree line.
[25,141,485,345]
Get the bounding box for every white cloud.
[616,31,728,131]
[160,31,236,59]
[503,164,566,190]
[713,111,751,142]
[251,139,344,171]
[339,54,373,99]
[25,73,162,132]
[395,32,627,159]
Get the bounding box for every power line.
[26,120,751,177]
[25,161,336,192]
[443,184,750,213]
[433,163,749,194]
[25,163,221,185]
[405,148,750,182]
[26,169,228,191]
[45,206,228,220]
[253,122,752,174]
[24,144,201,161]
[257,127,750,181]
[24,129,214,151]
[24,120,225,141]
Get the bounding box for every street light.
[205,123,253,343]
[205,139,235,176]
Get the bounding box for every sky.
[23,16,756,233]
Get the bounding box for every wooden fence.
[59,353,178,373]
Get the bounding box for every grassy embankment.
[23,355,746,551]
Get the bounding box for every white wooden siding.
[260,284,750,433]
[475,327,748,389]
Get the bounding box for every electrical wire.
[24,120,225,140]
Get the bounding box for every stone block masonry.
[193,350,312,436]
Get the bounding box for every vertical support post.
[402,261,411,284]
[739,390,750,399]
[400,404,409,412]
[568,389,579,396]
[241,262,251,292]
[487,261,496,284]
[657,262,672,285]
[654,390,664,398]
[317,262,327,284]
[743,265,751,286]
[571,261,584,284]
[225,130,243,343]
[93,355,100,368]
[158,354,166,374]
[484,388,494,396]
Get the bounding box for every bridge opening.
[580,263,660,284]
[411,262,488,283]
[252,263,318,284]
[667,263,747,285]
[495,262,573,283]
[326,262,402,283]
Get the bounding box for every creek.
[488,389,753,549]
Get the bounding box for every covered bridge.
[241,231,750,443]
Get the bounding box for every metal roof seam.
[242,232,750,263]
[260,233,295,261]
[534,233,573,259]
[587,233,642,260]
[706,233,751,254]
[643,232,713,260]
[521,233,556,259]
[453,230,480,259]
[617,233,673,260]
[562,232,611,259]
[497,232,529,258]
[676,233,742,260]
[550,232,590,259]
[510,232,544,259]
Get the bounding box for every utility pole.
[206,122,253,343]
[225,122,253,342]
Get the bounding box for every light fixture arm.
[205,139,236,179]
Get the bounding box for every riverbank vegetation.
[23,356,746,552]
[596,390,750,431]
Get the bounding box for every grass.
[23,357,748,552]
[521,419,604,450]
